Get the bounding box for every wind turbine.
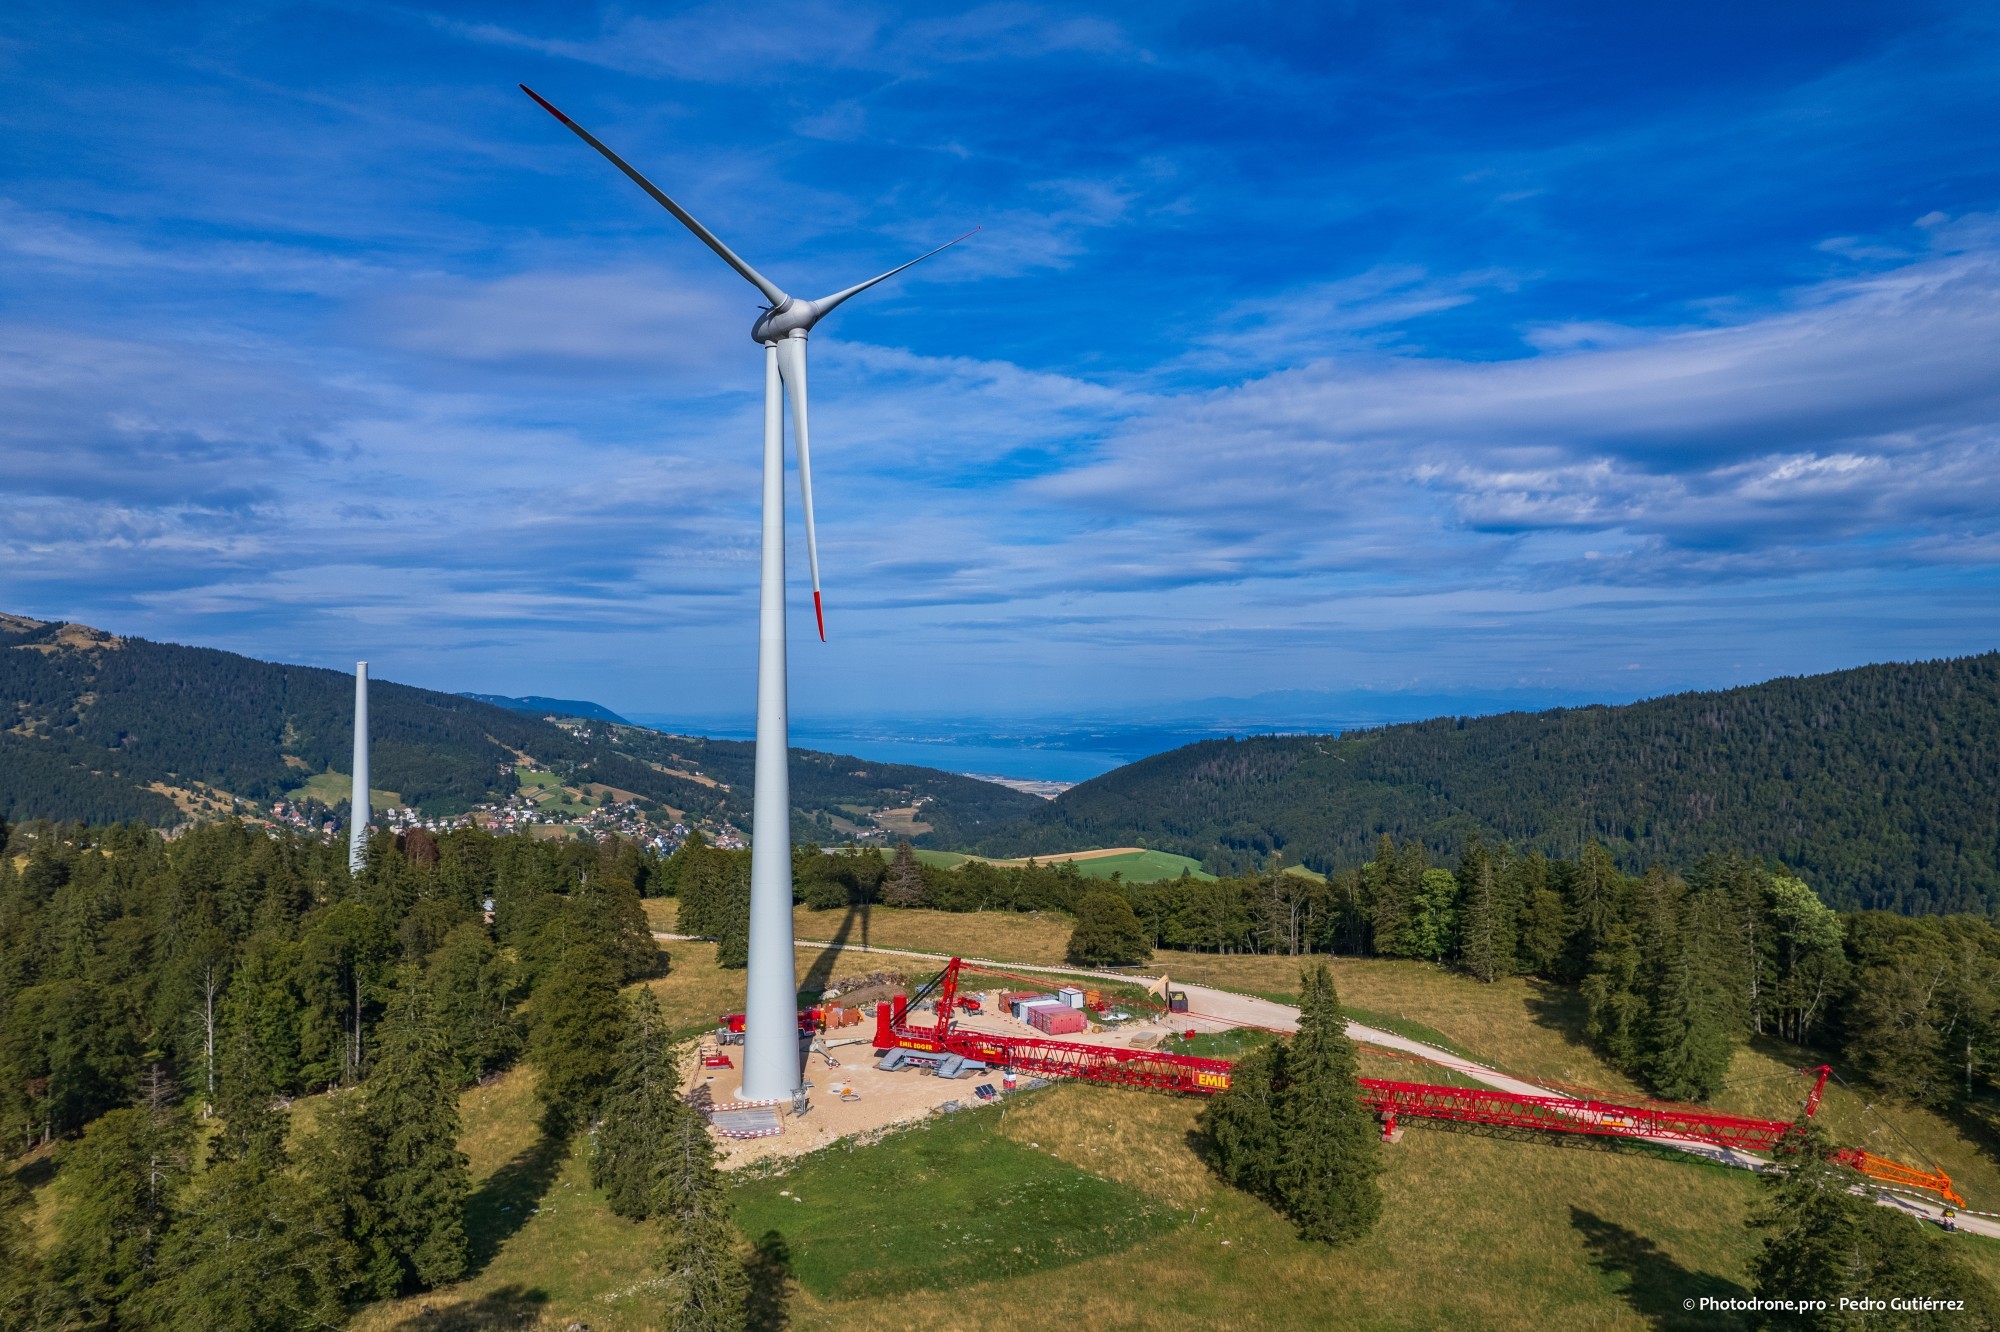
[349,661,369,875]
[522,86,974,1103]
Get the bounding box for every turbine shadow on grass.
[797,900,870,1001]
[1570,1207,1749,1329]
[462,1132,569,1276]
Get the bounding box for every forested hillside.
[965,652,2000,914]
[0,613,1040,839]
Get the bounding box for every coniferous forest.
[5,810,2000,1321]
[968,651,2000,914]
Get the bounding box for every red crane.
[872,958,1964,1210]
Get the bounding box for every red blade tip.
[813,590,826,642]
[519,85,572,126]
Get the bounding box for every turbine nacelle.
[751,297,817,346]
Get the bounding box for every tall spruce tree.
[361,972,470,1291]
[426,921,521,1085]
[529,942,627,1134]
[46,1080,193,1324]
[1274,963,1382,1244]
[1199,1041,1286,1198]
[592,989,684,1219]
[880,839,927,908]
[653,1077,747,1328]
[1457,856,1511,983]
[1367,835,1414,957]
[1749,1121,2000,1327]
[1641,934,1733,1101]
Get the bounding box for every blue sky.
[3,1,1998,725]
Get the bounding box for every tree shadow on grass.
[1523,979,1601,1055]
[745,1228,795,1331]
[463,1133,568,1276]
[386,1284,549,1330]
[1571,1207,1750,1329]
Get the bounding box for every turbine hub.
[752,297,817,345]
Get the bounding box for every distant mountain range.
[10,609,1995,914]
[458,693,631,724]
[963,652,2000,915]
[0,612,1040,843]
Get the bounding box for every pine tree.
[592,989,684,1219]
[1274,963,1382,1244]
[0,1168,47,1332]
[1366,834,1413,957]
[880,839,927,907]
[712,855,752,970]
[652,1085,747,1329]
[1581,922,1647,1073]
[1515,850,1569,977]
[362,971,470,1291]
[1747,1121,1865,1314]
[1407,868,1460,961]
[46,1078,193,1323]
[1748,1120,2000,1326]
[426,921,521,1085]
[1457,857,1510,982]
[1198,1041,1286,1198]
[136,1146,358,1332]
[1066,888,1153,966]
[662,1200,749,1331]
[1641,934,1732,1101]
[529,942,627,1134]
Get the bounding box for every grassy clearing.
[647,897,1083,970]
[282,769,401,809]
[513,765,596,817]
[807,1079,1770,1332]
[637,940,750,1032]
[854,845,1213,882]
[734,1104,1181,1302]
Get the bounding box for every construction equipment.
[872,958,1965,1210]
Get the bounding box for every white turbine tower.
[349,661,370,875]
[523,86,973,1102]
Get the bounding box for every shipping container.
[1009,994,1058,1020]
[1058,987,1086,1009]
[1026,1003,1087,1035]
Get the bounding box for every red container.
[1026,1003,1087,1036]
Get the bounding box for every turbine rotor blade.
[775,338,825,641]
[520,84,788,307]
[809,227,980,320]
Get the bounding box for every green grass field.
[513,765,598,817]
[281,769,401,809]
[862,845,1214,883]
[734,1105,1182,1302]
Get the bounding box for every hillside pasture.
[281,769,401,810]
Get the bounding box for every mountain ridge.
[0,612,1040,843]
[961,650,2000,915]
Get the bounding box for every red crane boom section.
[873,958,1964,1209]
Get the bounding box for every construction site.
[682,949,1978,1234]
